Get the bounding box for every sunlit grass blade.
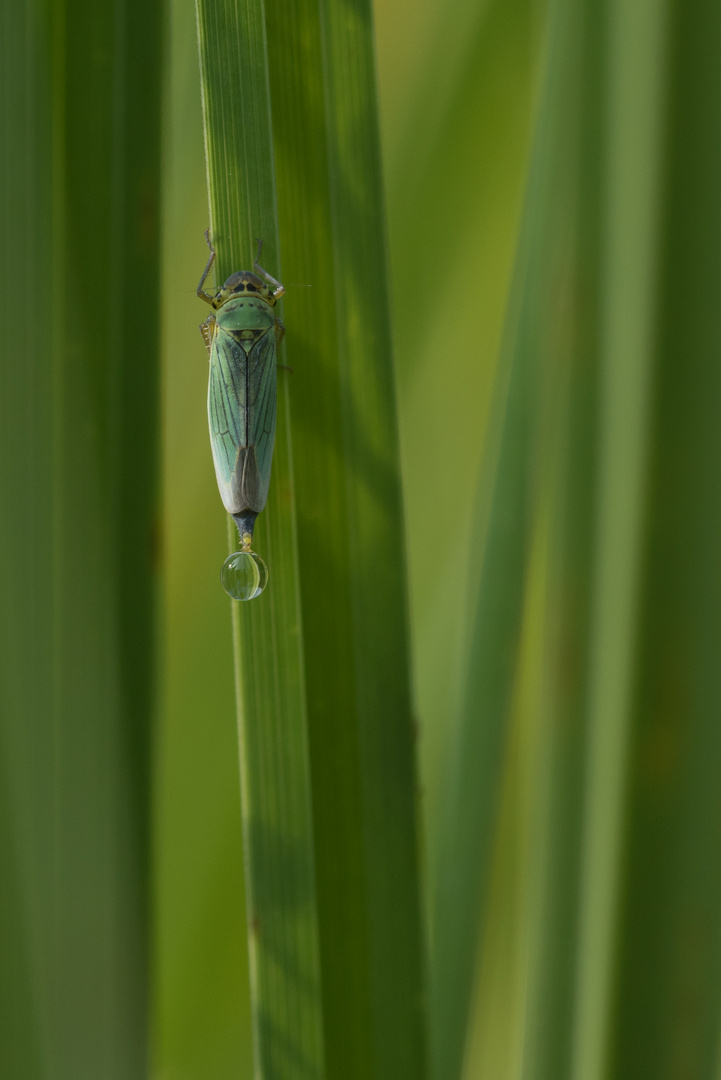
[0,0,163,1076]
[428,215,540,1080]
[380,0,545,857]
[428,0,603,1075]
[195,3,324,1078]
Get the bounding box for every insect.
[197,230,285,585]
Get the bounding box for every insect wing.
[207,324,277,515]
[246,327,277,508]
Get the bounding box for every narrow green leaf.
[554,0,667,1076]
[154,6,254,1077]
[580,0,721,1075]
[429,0,602,1074]
[0,0,163,1076]
[195,2,427,1079]
[265,3,428,1078]
[195,4,324,1079]
[382,0,544,850]
[492,2,609,1078]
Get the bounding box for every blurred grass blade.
[0,0,163,1077]
[505,0,608,1076]
[432,0,721,1076]
[429,0,602,1075]
[427,194,540,1080]
[576,1,721,1077]
[381,0,545,857]
[563,0,666,1075]
[195,4,324,1079]
[265,2,428,1078]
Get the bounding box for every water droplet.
[220,550,268,600]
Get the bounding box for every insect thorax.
[215,296,275,333]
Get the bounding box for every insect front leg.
[200,313,216,357]
[197,228,217,306]
[254,238,286,300]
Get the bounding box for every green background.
[4,0,721,1075]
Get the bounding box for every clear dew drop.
[220,550,268,601]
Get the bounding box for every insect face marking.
[212,270,276,309]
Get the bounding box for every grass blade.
[265,2,427,1078]
[195,2,427,1078]
[0,0,163,1075]
[578,1,721,1075]
[429,0,603,1074]
[195,4,324,1078]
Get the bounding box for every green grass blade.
[430,0,721,1076]
[155,8,254,1078]
[577,1,721,1075]
[428,0,602,1075]
[428,223,538,1080]
[265,2,427,1078]
[0,0,163,1076]
[195,4,324,1078]
[562,0,666,1075]
[380,0,544,855]
[497,2,607,1077]
[195,2,427,1078]
[0,7,53,1067]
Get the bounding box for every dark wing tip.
[231,445,263,512]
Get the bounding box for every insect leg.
[254,238,286,300]
[199,313,216,356]
[197,228,217,305]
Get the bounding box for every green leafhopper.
[197,230,285,599]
